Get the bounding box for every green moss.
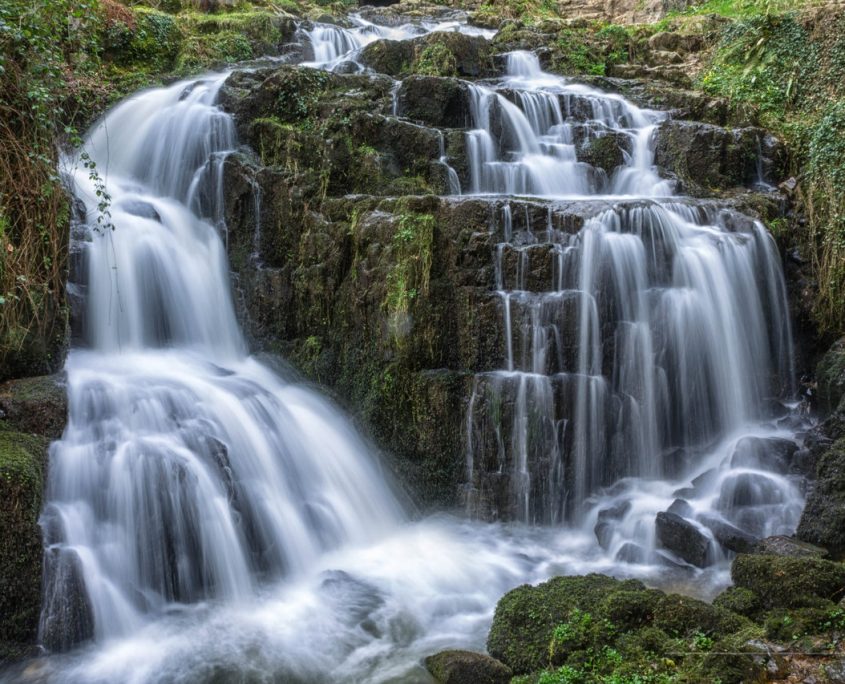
[0,429,48,656]
[731,553,845,609]
[383,208,435,346]
[413,43,458,77]
[712,586,761,618]
[487,574,647,674]
[103,7,183,72]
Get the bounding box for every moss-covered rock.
[797,438,845,559]
[487,574,642,674]
[425,650,512,684]
[653,120,776,195]
[360,31,493,77]
[731,553,845,609]
[713,586,761,618]
[0,429,49,661]
[816,337,845,416]
[0,374,67,439]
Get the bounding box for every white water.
[465,51,674,197]
[302,13,495,70]
[9,22,807,684]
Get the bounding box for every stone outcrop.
[0,374,66,661]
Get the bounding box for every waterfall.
[464,51,673,197]
[462,55,802,556]
[24,21,807,684]
[40,74,405,651]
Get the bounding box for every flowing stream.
[8,14,808,684]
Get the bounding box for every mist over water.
[8,15,808,684]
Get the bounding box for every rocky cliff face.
[217,30,789,513]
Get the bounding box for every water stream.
[6,14,808,684]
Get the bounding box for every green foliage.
[383,208,435,345]
[700,14,817,123]
[413,43,457,77]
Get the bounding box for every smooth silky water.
[4,18,807,684]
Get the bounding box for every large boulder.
[487,574,646,674]
[0,429,49,661]
[653,120,782,195]
[816,337,845,415]
[0,374,67,439]
[396,76,471,129]
[698,514,759,554]
[797,437,845,558]
[425,650,511,684]
[655,511,714,567]
[360,32,493,78]
[731,553,845,609]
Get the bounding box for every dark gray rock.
[729,436,798,474]
[655,511,713,567]
[697,513,758,553]
[396,76,471,129]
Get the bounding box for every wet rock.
[729,436,798,474]
[425,650,512,684]
[751,535,828,558]
[653,120,780,195]
[122,199,161,222]
[816,337,845,415]
[797,437,845,558]
[718,472,786,509]
[655,511,713,567]
[667,498,693,517]
[396,76,470,129]
[731,553,845,609]
[0,374,67,439]
[615,542,649,563]
[594,500,631,549]
[697,513,758,553]
[574,129,629,174]
[0,430,50,660]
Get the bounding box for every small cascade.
[41,74,405,651]
[464,51,673,197]
[303,13,495,70]
[462,53,802,564]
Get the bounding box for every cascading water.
[302,13,495,70]
[465,51,674,197]
[39,74,405,652]
[462,53,804,565]
[9,18,809,684]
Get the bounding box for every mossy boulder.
[653,120,775,195]
[487,572,765,682]
[396,76,471,129]
[360,32,493,77]
[0,374,67,439]
[713,586,762,618]
[731,553,845,609]
[487,574,643,674]
[816,337,845,416]
[0,429,49,661]
[797,438,845,559]
[425,650,512,684]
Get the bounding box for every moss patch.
[0,429,48,660]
